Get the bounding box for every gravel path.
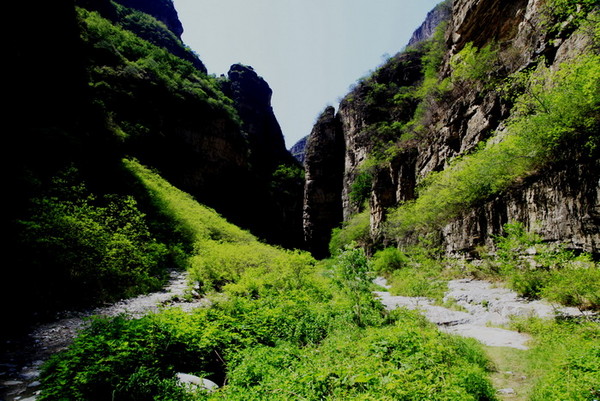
[373,277,587,350]
[0,271,207,401]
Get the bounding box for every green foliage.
[41,306,497,401]
[125,158,294,293]
[510,317,600,401]
[329,209,372,255]
[331,246,378,326]
[124,159,254,245]
[271,163,304,182]
[371,247,408,274]
[541,257,600,310]
[474,222,600,310]
[542,0,600,37]
[389,266,448,300]
[40,163,497,401]
[385,242,450,301]
[78,7,241,141]
[386,54,600,237]
[216,312,495,401]
[450,42,501,87]
[17,167,168,307]
[419,21,449,90]
[349,170,373,208]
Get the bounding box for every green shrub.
[213,310,495,401]
[329,209,372,255]
[371,247,408,274]
[349,170,373,208]
[510,317,600,401]
[542,255,600,310]
[450,42,500,87]
[17,167,168,307]
[475,222,600,310]
[388,265,447,300]
[331,246,380,326]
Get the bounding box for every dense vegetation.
[38,165,600,399]
[6,1,599,400]
[15,166,172,310]
[39,161,498,400]
[4,0,299,330]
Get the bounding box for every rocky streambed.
[0,271,207,401]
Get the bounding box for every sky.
[173,0,442,148]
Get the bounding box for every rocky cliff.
[290,136,309,164]
[303,0,599,257]
[223,64,305,248]
[407,0,452,48]
[10,0,303,250]
[303,107,345,258]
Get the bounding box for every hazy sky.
[173,0,442,148]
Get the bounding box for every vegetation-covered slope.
[38,159,499,401]
[3,0,300,334]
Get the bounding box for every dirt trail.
[0,271,206,401]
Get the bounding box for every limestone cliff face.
[303,0,599,256]
[407,0,452,47]
[425,0,599,253]
[442,153,600,255]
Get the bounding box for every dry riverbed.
[1,274,590,400]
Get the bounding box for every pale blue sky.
[173,0,442,148]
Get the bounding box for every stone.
[176,373,219,392]
[302,106,345,258]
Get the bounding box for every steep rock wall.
[442,155,600,254]
[303,107,345,258]
[303,0,599,256]
[224,64,305,248]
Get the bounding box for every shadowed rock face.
[303,107,345,258]
[224,64,305,249]
[225,64,295,174]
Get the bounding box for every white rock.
[176,373,219,392]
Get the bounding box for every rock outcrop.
[223,64,305,248]
[224,65,296,174]
[442,154,600,255]
[290,136,309,164]
[303,107,345,258]
[407,0,452,47]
